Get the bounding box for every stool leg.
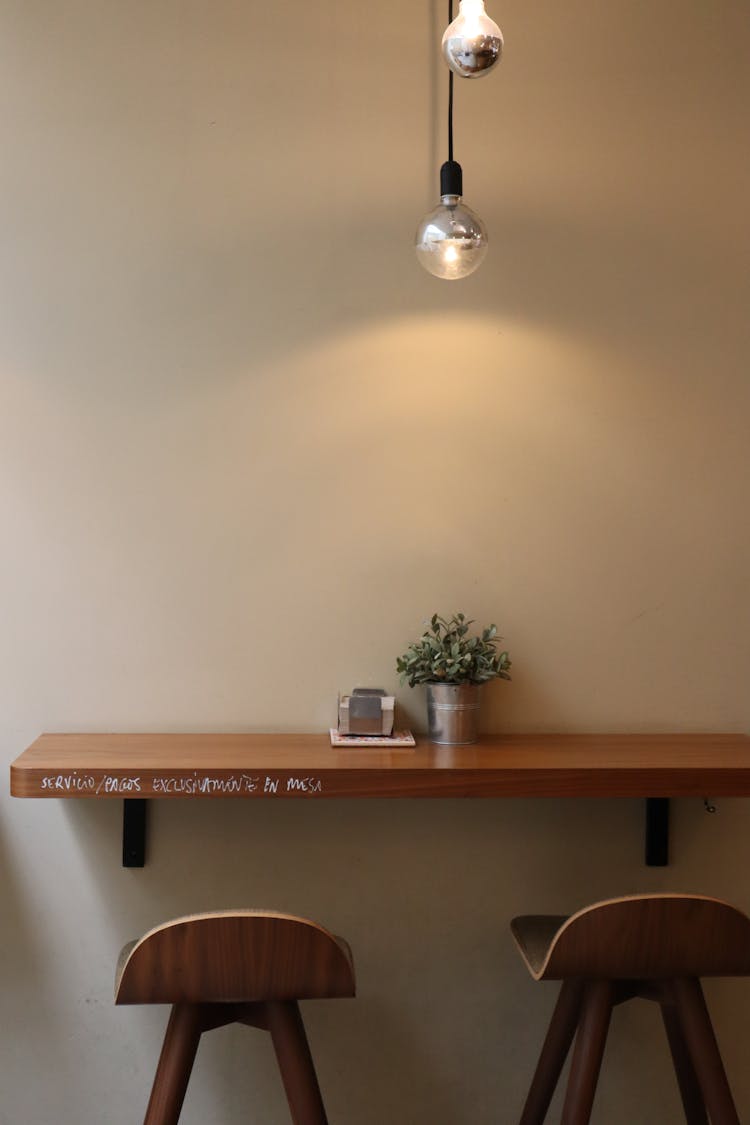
[519,979,585,1125]
[560,980,614,1125]
[660,991,708,1125]
[671,978,740,1125]
[143,1003,203,1125]
[266,1000,329,1125]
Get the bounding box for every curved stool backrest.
[116,910,355,1005]
[529,894,750,981]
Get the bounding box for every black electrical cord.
[447,0,454,162]
[440,0,462,197]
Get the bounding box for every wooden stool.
[511,894,750,1125]
[115,910,356,1125]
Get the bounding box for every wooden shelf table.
[10,731,750,868]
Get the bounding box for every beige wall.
[1,1,749,1121]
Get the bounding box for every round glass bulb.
[442,0,503,78]
[415,194,488,280]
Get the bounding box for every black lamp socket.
[440,160,463,197]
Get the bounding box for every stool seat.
[116,910,355,1125]
[512,894,750,982]
[511,894,750,1125]
[510,915,567,977]
[115,910,355,1005]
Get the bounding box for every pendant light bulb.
[415,161,488,280]
[442,0,503,79]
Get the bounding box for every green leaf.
[396,613,511,686]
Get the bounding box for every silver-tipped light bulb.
[415,161,488,280]
[442,0,503,79]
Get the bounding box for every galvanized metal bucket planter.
[425,682,481,745]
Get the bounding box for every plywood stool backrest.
[115,911,356,1125]
[510,894,750,1125]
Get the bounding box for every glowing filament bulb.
[442,0,503,78]
[415,163,488,281]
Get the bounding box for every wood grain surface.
[9,732,750,799]
[511,894,750,981]
[116,911,355,1004]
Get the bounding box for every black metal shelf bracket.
[123,799,147,867]
[645,797,670,866]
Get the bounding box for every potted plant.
[396,613,511,745]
